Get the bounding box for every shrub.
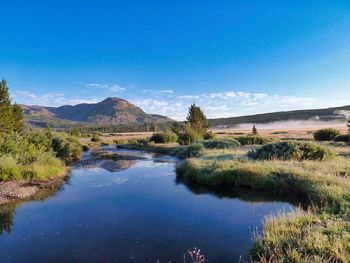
[150,130,178,144]
[238,135,273,145]
[313,128,340,141]
[0,131,70,181]
[0,156,21,181]
[82,145,90,152]
[248,141,334,161]
[203,131,216,140]
[171,144,204,158]
[333,134,350,143]
[203,139,240,149]
[178,125,203,145]
[91,134,101,142]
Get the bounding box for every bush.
[91,134,101,142]
[171,144,204,158]
[203,131,216,140]
[0,156,21,181]
[178,125,203,145]
[150,130,178,144]
[313,128,340,141]
[203,139,240,149]
[0,131,70,181]
[82,145,90,152]
[248,141,334,161]
[333,134,350,143]
[52,134,82,164]
[237,135,273,145]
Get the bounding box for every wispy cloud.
[85,83,126,93]
[142,89,174,95]
[13,91,99,106]
[132,91,319,120]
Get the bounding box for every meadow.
[114,127,350,263]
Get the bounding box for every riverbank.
[0,168,69,205]
[117,141,350,262]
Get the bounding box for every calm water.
[0,148,295,263]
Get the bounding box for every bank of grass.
[0,131,83,182]
[174,144,350,262]
[126,140,350,261]
[117,142,204,159]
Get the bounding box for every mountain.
[22,97,171,127]
[208,105,350,127]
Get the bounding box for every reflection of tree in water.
[0,179,66,236]
[0,203,15,234]
[175,177,307,207]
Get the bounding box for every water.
[0,148,295,263]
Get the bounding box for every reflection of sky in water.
[0,152,296,263]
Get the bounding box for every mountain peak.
[21,97,171,126]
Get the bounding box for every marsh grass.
[174,144,350,262]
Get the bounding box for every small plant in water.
[187,247,205,263]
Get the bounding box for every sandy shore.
[0,171,68,206]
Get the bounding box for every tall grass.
[0,131,82,181]
[174,145,350,262]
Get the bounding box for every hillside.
[22,97,171,128]
[208,105,350,127]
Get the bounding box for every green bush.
[91,133,101,142]
[203,139,240,149]
[178,125,203,145]
[203,131,216,140]
[171,144,204,158]
[333,134,350,143]
[248,141,334,161]
[52,134,82,164]
[82,145,90,152]
[150,130,178,143]
[0,131,71,181]
[313,128,340,141]
[237,135,273,145]
[0,156,21,181]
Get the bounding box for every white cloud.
[13,91,99,106]
[133,91,319,120]
[85,83,126,93]
[143,89,174,95]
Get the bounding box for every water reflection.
[176,177,306,207]
[0,179,66,235]
[0,150,297,262]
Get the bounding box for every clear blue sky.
[1,0,350,119]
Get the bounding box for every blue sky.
[1,0,350,120]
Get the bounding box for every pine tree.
[12,104,24,132]
[170,121,181,135]
[0,80,24,133]
[252,125,258,135]
[0,80,15,132]
[186,103,208,135]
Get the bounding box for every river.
[0,147,295,263]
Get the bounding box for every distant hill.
[208,105,350,127]
[22,97,171,128]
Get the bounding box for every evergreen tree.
[252,125,258,135]
[170,121,181,135]
[186,103,208,135]
[0,80,24,133]
[12,104,24,132]
[0,80,15,132]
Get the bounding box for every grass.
[130,140,350,262]
[174,144,350,262]
[0,131,81,182]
